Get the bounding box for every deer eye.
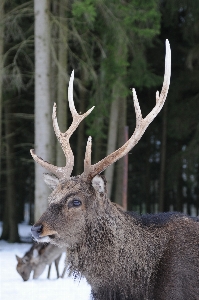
[73,199,82,207]
[68,199,82,209]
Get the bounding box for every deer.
[16,242,66,281]
[30,40,199,299]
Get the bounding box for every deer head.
[31,40,171,249]
[16,255,32,281]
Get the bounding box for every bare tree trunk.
[115,96,127,206]
[195,164,199,215]
[50,0,58,165]
[145,133,151,213]
[1,99,19,242]
[176,165,183,212]
[56,0,68,167]
[159,102,167,212]
[34,0,52,222]
[104,92,119,199]
[0,0,4,184]
[104,34,127,200]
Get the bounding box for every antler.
[83,39,171,180]
[31,40,171,182]
[30,70,94,180]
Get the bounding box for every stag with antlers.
[31,40,199,300]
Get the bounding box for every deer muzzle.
[31,224,43,240]
[31,223,58,242]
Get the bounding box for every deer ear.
[43,173,59,190]
[16,255,22,263]
[92,175,106,194]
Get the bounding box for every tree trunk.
[159,102,167,212]
[145,132,151,213]
[0,0,4,184]
[34,0,52,222]
[104,33,127,200]
[104,91,120,199]
[56,0,68,167]
[176,165,183,212]
[195,164,199,215]
[115,96,127,206]
[50,0,59,165]
[1,99,19,242]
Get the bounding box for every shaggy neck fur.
[66,195,168,300]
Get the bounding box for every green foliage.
[72,0,97,24]
[121,0,160,39]
[128,55,162,88]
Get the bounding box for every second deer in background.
[16,242,66,281]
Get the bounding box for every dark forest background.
[1,0,199,242]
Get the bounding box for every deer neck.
[67,201,145,273]
[67,202,168,298]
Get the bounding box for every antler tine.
[62,71,95,139]
[30,149,64,178]
[84,136,93,176]
[68,70,77,117]
[132,88,142,129]
[31,70,95,180]
[68,70,95,123]
[147,39,171,122]
[83,40,171,180]
[52,103,61,139]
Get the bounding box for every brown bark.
[115,96,127,207]
[104,33,127,200]
[176,166,183,212]
[145,133,151,213]
[105,92,120,199]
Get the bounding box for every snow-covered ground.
[0,223,91,300]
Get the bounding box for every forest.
[1,0,199,242]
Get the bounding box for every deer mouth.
[49,234,56,239]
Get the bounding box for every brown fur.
[33,176,199,299]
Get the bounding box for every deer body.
[35,177,199,299]
[29,41,199,299]
[16,242,65,281]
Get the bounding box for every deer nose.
[31,224,43,239]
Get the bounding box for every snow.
[0,223,91,300]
